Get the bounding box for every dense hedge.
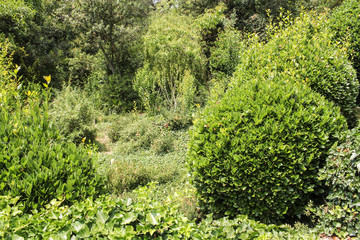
[329,0,360,103]
[188,78,347,223]
[233,11,358,126]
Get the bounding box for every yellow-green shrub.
[233,11,358,125]
[134,10,206,112]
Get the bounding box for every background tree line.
[1,0,345,113]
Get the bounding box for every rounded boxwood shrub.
[329,0,360,104]
[233,11,358,126]
[188,78,347,223]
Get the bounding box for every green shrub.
[233,11,358,126]
[0,40,19,108]
[100,74,140,113]
[208,26,247,100]
[0,82,105,212]
[159,110,193,131]
[188,78,347,223]
[209,26,245,80]
[49,85,97,144]
[0,51,104,212]
[107,160,152,193]
[329,0,360,104]
[309,124,360,238]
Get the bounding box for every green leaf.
[97,210,109,224]
[122,212,137,225]
[146,212,159,225]
[72,221,85,233]
[12,235,24,240]
[77,225,90,238]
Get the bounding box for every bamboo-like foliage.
[134,10,206,112]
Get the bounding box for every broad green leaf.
[121,212,136,225]
[146,212,159,225]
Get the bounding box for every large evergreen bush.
[0,88,105,211]
[188,78,347,223]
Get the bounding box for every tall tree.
[67,0,152,76]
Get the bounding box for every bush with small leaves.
[188,78,347,223]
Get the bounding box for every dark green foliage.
[100,74,140,113]
[329,0,360,103]
[233,11,358,126]
[177,0,335,38]
[62,0,151,111]
[160,110,193,131]
[209,26,246,98]
[0,0,76,87]
[188,78,347,223]
[0,0,35,35]
[310,124,360,237]
[49,86,97,145]
[65,0,150,77]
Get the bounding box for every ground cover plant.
[102,112,190,194]
[308,124,360,238]
[0,183,320,239]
